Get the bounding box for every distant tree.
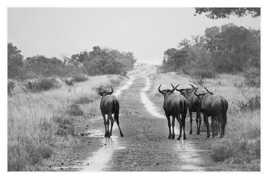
[195,8,260,19]
[8,43,23,79]
[161,23,260,77]
[69,46,136,75]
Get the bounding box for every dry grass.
[149,72,260,170]
[8,75,122,171]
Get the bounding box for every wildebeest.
[98,86,124,138]
[193,87,228,138]
[158,84,188,140]
[176,84,202,135]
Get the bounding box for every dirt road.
[69,64,215,171]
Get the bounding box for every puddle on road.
[176,140,205,171]
[82,129,125,171]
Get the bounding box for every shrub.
[211,138,260,165]
[238,95,260,111]
[244,67,260,87]
[71,75,88,82]
[53,116,75,136]
[37,145,53,159]
[8,80,15,96]
[67,104,84,116]
[211,140,233,162]
[25,78,61,92]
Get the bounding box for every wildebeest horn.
[171,84,180,92]
[190,84,198,91]
[204,87,213,95]
[158,85,164,94]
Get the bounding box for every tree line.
[161,23,260,86]
[8,44,136,80]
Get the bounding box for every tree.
[195,8,260,19]
[70,46,136,75]
[8,43,23,79]
[161,24,260,76]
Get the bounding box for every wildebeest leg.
[182,113,187,140]
[106,117,110,138]
[114,112,124,137]
[166,115,171,139]
[220,113,227,138]
[211,116,216,138]
[177,115,182,140]
[103,114,108,138]
[204,114,210,138]
[189,111,193,135]
[196,111,201,135]
[171,116,175,139]
[109,114,114,137]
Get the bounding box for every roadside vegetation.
[8,43,134,171]
[8,75,124,170]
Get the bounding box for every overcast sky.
[8,8,260,64]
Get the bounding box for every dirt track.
[65,64,216,171]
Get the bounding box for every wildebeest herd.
[98,83,228,140]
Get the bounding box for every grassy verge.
[149,71,260,171]
[8,75,124,171]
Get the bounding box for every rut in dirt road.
[104,76,212,171]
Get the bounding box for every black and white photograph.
[6,4,262,172]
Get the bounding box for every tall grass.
[8,75,121,170]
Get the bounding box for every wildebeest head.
[158,83,179,97]
[98,86,114,97]
[194,86,214,99]
[176,84,198,97]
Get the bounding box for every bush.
[211,138,260,165]
[71,75,88,82]
[211,140,233,162]
[37,145,53,159]
[53,116,75,136]
[8,80,15,96]
[25,78,61,92]
[238,95,260,111]
[67,104,84,116]
[244,67,260,87]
